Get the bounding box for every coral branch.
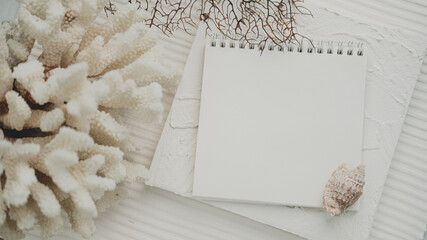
[0,1,181,238]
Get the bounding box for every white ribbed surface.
[370,70,427,239]
[25,184,302,240]
[1,0,426,239]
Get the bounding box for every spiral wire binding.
[209,34,364,56]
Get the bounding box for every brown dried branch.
[107,0,312,49]
[104,0,118,17]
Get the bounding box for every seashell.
[322,163,365,216]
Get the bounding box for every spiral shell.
[322,163,365,216]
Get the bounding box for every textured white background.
[1,0,426,239]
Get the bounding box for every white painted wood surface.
[1,0,426,239]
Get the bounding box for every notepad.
[193,39,367,208]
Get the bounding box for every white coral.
[74,6,156,76]
[2,141,39,206]
[1,20,34,67]
[80,144,127,183]
[0,91,32,131]
[118,47,181,92]
[0,1,181,239]
[88,110,133,150]
[12,60,47,104]
[0,29,13,100]
[100,71,164,123]
[24,108,65,132]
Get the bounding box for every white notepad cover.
[193,41,367,208]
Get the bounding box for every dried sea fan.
[107,0,312,48]
[0,1,180,239]
[322,163,365,216]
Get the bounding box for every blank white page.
[193,40,367,208]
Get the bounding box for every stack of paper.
[193,38,367,208]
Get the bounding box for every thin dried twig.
[104,0,118,16]
[107,0,313,48]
